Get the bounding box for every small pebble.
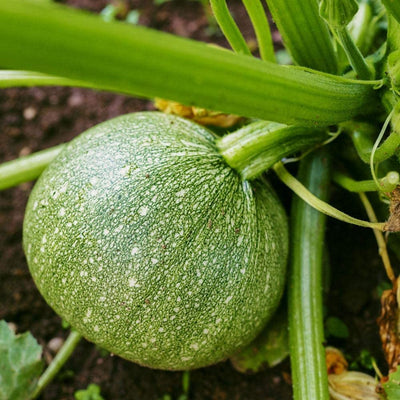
[47,337,64,353]
[19,147,32,157]
[23,107,37,120]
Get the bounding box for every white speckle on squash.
[59,207,66,217]
[131,247,139,255]
[176,189,188,197]
[225,295,233,304]
[139,206,149,216]
[129,277,140,287]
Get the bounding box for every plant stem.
[241,0,275,62]
[289,150,330,400]
[273,161,386,230]
[209,0,251,55]
[332,171,382,192]
[0,0,377,127]
[0,70,93,89]
[359,192,396,282]
[333,170,399,193]
[0,144,65,191]
[31,330,82,399]
[266,0,338,73]
[334,27,373,80]
[217,121,328,180]
[347,124,400,165]
[370,109,395,190]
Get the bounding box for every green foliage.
[349,349,376,371]
[230,308,289,373]
[0,320,43,400]
[383,365,400,399]
[319,0,359,28]
[74,384,105,400]
[325,316,350,339]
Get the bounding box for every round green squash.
[23,112,288,370]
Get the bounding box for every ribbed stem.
[0,70,94,89]
[289,150,330,400]
[0,144,64,190]
[217,121,328,180]
[0,0,377,127]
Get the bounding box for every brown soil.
[0,1,389,399]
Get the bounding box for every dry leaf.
[377,278,400,373]
[384,187,400,232]
[154,98,243,128]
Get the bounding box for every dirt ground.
[0,1,390,399]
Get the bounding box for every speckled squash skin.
[23,112,288,370]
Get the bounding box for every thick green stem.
[242,0,275,62]
[217,121,328,180]
[0,70,94,89]
[0,0,376,127]
[31,330,82,399]
[209,0,251,55]
[335,27,373,80]
[266,0,338,73]
[273,162,386,230]
[0,145,65,190]
[289,150,330,400]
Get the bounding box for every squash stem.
[0,144,64,191]
[0,70,96,89]
[217,121,328,180]
[31,330,82,399]
[289,150,330,400]
[273,161,386,230]
[0,0,377,127]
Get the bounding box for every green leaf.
[74,384,105,400]
[383,365,400,399]
[0,320,43,400]
[230,308,289,373]
[382,0,400,26]
[325,316,350,339]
